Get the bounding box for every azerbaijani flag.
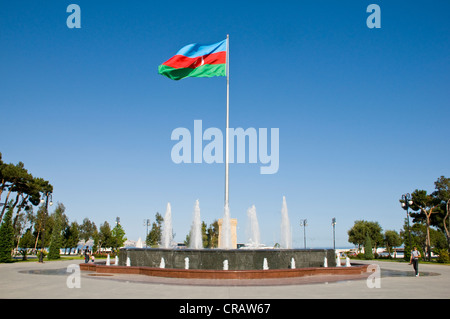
[158,39,227,81]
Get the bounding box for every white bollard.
[346,257,351,267]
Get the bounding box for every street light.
[300,219,307,249]
[39,192,53,263]
[332,218,336,250]
[143,219,151,248]
[401,193,413,254]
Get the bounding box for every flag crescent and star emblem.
[158,39,227,80]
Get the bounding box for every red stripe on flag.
[162,51,226,69]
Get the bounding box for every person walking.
[84,247,90,264]
[410,246,421,277]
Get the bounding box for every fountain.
[114,255,119,266]
[160,203,173,249]
[106,254,110,266]
[80,197,372,281]
[219,202,232,249]
[263,258,269,270]
[280,196,292,249]
[189,200,203,249]
[246,205,261,248]
[114,197,337,272]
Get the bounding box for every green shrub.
[364,233,374,260]
[37,250,47,261]
[436,249,449,263]
[0,208,14,263]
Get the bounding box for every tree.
[400,217,427,260]
[0,161,32,222]
[0,153,53,257]
[146,212,163,247]
[431,228,448,252]
[184,232,190,246]
[201,221,208,248]
[400,218,413,261]
[47,203,66,260]
[434,176,450,252]
[0,159,52,224]
[19,228,35,249]
[347,220,383,251]
[403,221,445,258]
[92,228,99,252]
[207,220,219,248]
[0,206,14,263]
[185,221,209,248]
[111,222,127,252]
[31,204,50,252]
[98,221,112,251]
[12,208,29,252]
[18,227,34,260]
[384,230,402,255]
[364,233,373,259]
[409,189,440,261]
[79,218,96,244]
[63,221,80,255]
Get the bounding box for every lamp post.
[332,218,336,250]
[300,219,307,249]
[38,192,53,263]
[401,193,413,255]
[143,219,151,248]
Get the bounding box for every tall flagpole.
[225,34,230,206]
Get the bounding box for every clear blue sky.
[1,1,449,248]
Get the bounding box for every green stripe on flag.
[158,64,226,81]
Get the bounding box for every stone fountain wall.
[119,248,336,270]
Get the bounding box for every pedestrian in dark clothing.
[410,246,421,277]
[84,248,90,264]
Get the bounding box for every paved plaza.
[0,258,448,300]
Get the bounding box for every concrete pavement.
[0,258,449,299]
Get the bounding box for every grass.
[9,254,110,263]
[351,257,450,265]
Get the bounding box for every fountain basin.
[80,263,368,280]
[118,248,336,270]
